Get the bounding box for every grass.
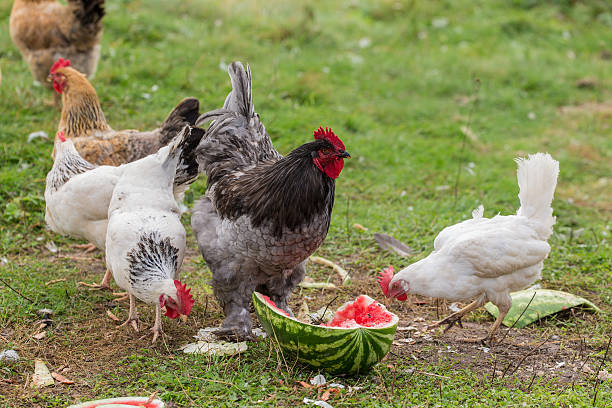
[1,0,611,406]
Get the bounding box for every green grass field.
[1,0,611,406]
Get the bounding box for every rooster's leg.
[428,298,485,333]
[119,293,139,332]
[151,304,163,343]
[78,269,113,290]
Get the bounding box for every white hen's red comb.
[377,265,407,301]
[377,265,394,297]
[174,280,194,316]
[57,131,66,142]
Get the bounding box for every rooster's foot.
[214,327,254,342]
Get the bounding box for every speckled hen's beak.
[46,74,53,83]
[180,314,188,322]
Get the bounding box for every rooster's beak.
[338,150,350,159]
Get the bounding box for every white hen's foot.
[428,298,484,333]
[78,269,113,291]
[150,305,164,343]
[73,243,97,253]
[119,293,139,332]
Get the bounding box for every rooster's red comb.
[57,131,66,142]
[50,58,71,74]
[174,280,194,316]
[314,127,345,151]
[377,265,394,297]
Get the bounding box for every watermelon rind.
[253,292,398,375]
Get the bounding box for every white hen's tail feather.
[515,153,559,239]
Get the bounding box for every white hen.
[45,130,202,290]
[105,126,200,342]
[379,153,559,343]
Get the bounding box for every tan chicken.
[48,59,200,166]
[10,0,105,90]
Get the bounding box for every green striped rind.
[253,292,398,375]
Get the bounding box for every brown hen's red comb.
[50,58,71,74]
[314,126,345,151]
[57,131,66,142]
[377,265,394,296]
[174,280,194,315]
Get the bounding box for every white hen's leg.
[119,293,139,332]
[151,304,163,343]
[428,297,486,332]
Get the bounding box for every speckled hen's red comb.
[50,58,71,74]
[174,280,194,316]
[314,126,345,150]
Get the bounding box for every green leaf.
[484,289,601,328]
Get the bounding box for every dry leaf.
[353,223,368,231]
[106,310,120,321]
[32,331,46,340]
[51,372,74,384]
[320,390,331,401]
[32,359,54,388]
[298,381,311,388]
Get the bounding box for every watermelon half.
[253,292,398,375]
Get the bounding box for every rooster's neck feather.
[212,145,335,237]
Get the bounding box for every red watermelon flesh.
[262,295,290,316]
[325,295,394,328]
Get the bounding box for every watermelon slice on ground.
[253,292,398,375]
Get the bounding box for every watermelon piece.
[66,397,164,408]
[253,292,398,375]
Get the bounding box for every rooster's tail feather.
[515,152,559,239]
[224,62,254,119]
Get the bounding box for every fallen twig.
[45,278,66,286]
[0,277,35,303]
[298,281,336,289]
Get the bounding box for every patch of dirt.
[559,102,612,116]
[1,249,607,407]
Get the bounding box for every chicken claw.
[119,293,139,332]
[73,243,97,253]
[78,269,113,291]
[214,327,254,343]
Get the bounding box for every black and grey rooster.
[192,62,350,340]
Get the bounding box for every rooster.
[45,126,203,291]
[191,62,350,340]
[47,58,200,165]
[10,0,105,93]
[378,153,559,344]
[106,126,199,342]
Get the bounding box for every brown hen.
[48,60,200,166]
[10,0,105,90]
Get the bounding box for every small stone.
[37,309,54,318]
[310,374,326,386]
[0,349,19,363]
